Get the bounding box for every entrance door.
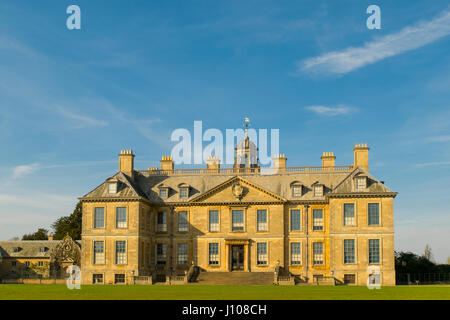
[231,245,244,271]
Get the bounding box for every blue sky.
[0,0,449,262]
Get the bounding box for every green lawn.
[0,284,449,300]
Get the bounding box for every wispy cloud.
[56,106,108,128]
[426,135,450,142]
[414,161,450,167]
[11,163,40,179]
[305,105,357,116]
[298,9,450,75]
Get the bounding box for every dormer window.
[356,176,367,190]
[314,185,323,197]
[159,188,168,199]
[290,181,303,197]
[39,247,48,253]
[180,187,188,199]
[13,247,20,253]
[108,182,117,194]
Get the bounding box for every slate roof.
[0,240,81,258]
[80,166,396,204]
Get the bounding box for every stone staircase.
[194,271,274,285]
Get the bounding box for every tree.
[22,228,48,240]
[51,201,82,240]
[423,244,434,262]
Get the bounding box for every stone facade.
[0,235,81,280]
[80,138,397,286]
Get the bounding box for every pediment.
[189,176,286,203]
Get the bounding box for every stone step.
[194,272,274,285]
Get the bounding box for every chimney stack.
[160,156,174,171]
[272,154,287,173]
[119,149,135,179]
[206,155,220,171]
[321,152,336,168]
[48,232,54,241]
[353,144,370,172]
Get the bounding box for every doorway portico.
[225,239,250,271]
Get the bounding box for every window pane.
[344,274,355,284]
[344,239,355,264]
[93,241,104,264]
[290,210,301,231]
[232,210,244,231]
[209,210,219,232]
[344,204,355,226]
[257,209,268,231]
[94,208,104,228]
[292,186,301,197]
[116,207,127,228]
[291,242,301,265]
[257,243,267,265]
[177,243,188,265]
[157,212,167,232]
[313,209,323,231]
[369,239,380,264]
[115,241,126,264]
[160,188,167,198]
[108,183,117,194]
[157,243,166,265]
[368,203,380,225]
[313,242,324,265]
[314,186,323,197]
[180,188,188,198]
[114,274,125,284]
[178,211,188,232]
[209,243,219,265]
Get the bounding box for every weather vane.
[244,117,250,136]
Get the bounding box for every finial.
[244,117,250,137]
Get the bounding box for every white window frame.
[93,240,105,265]
[313,185,323,197]
[256,209,268,232]
[290,242,302,266]
[343,203,356,226]
[177,243,188,266]
[179,187,188,199]
[312,242,324,265]
[108,182,117,194]
[292,185,302,197]
[178,211,189,232]
[209,210,220,232]
[231,209,245,232]
[115,207,127,229]
[115,240,127,265]
[208,242,220,266]
[312,209,324,231]
[290,209,301,232]
[256,242,268,266]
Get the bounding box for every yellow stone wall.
[81,188,395,285]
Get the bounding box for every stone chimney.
[160,156,174,171]
[321,152,336,168]
[353,144,370,172]
[206,155,220,171]
[119,149,135,179]
[48,232,54,241]
[272,154,287,173]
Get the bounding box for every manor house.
[80,129,396,286]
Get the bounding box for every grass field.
[0,284,449,300]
